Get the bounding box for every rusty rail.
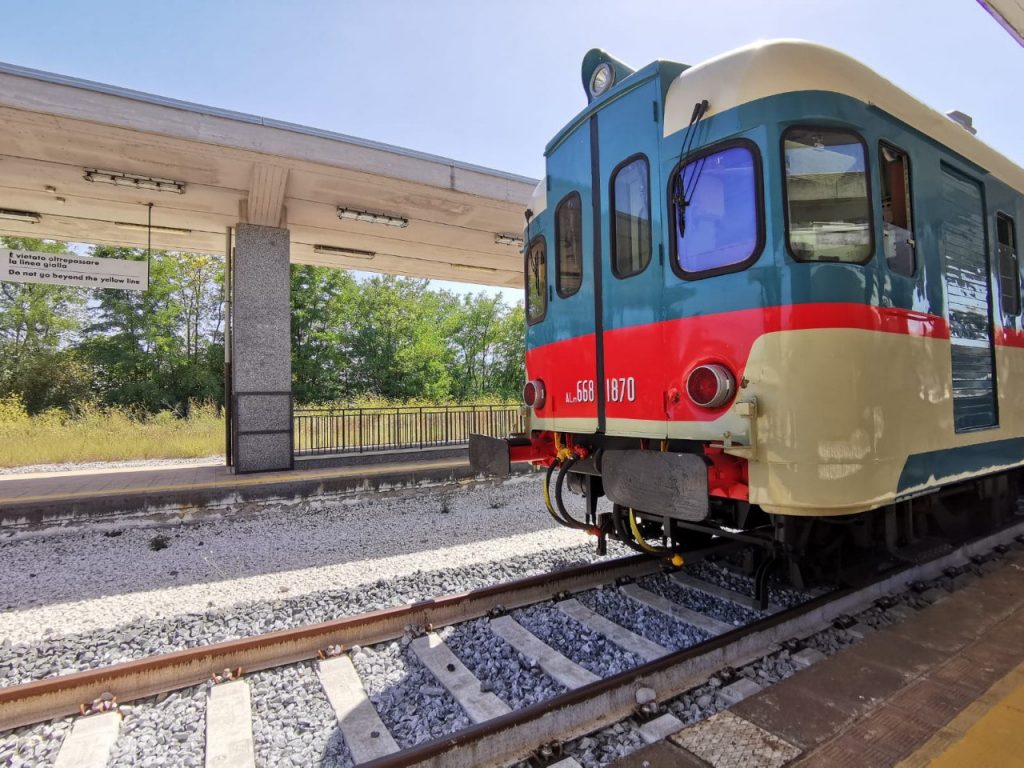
[0,553,664,731]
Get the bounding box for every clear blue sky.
[3,0,1021,301]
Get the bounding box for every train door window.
[671,142,763,277]
[997,213,1020,316]
[525,236,547,324]
[555,192,583,297]
[610,155,652,277]
[879,143,916,276]
[783,127,873,263]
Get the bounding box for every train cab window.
[525,236,547,324]
[879,144,915,276]
[997,213,1020,316]
[610,156,651,277]
[783,127,873,263]
[555,192,583,297]
[672,143,761,276]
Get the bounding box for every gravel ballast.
[637,573,760,627]
[0,541,625,688]
[0,475,606,642]
[511,603,646,678]
[0,720,72,768]
[350,640,471,749]
[685,559,808,608]
[439,618,565,709]
[108,687,205,768]
[250,663,353,768]
[575,586,710,650]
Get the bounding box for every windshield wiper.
[673,99,709,238]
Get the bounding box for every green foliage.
[2,237,525,419]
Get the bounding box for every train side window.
[879,143,916,276]
[525,236,547,325]
[610,155,651,277]
[555,192,583,297]
[783,126,873,264]
[997,213,1020,316]
[672,142,762,277]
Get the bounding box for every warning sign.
[1,249,149,291]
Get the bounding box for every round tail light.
[686,364,735,409]
[523,379,546,409]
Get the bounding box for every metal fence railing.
[293,403,524,457]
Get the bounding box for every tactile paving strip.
[669,711,802,768]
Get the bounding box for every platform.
[612,546,1024,768]
[0,446,494,531]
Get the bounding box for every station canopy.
[980,0,1024,44]
[0,62,538,288]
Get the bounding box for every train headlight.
[686,364,735,409]
[523,379,546,410]
[589,62,614,98]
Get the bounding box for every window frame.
[996,211,1021,317]
[780,124,876,266]
[554,191,584,298]
[609,153,653,279]
[524,234,548,326]
[667,138,766,281]
[877,140,918,278]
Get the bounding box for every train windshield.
[674,144,759,274]
[784,127,873,263]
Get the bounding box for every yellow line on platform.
[0,460,468,506]
[898,662,1024,768]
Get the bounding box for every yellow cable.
[627,507,685,566]
[542,466,564,524]
[627,508,664,555]
[553,431,573,461]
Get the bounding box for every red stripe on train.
[527,303,950,424]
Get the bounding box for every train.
[470,40,1024,589]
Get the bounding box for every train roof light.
[581,49,635,103]
[589,63,614,98]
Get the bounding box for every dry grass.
[0,395,519,468]
[0,397,224,467]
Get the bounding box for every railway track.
[4,520,1023,768]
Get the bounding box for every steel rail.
[0,551,687,731]
[360,519,1024,768]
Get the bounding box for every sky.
[2,0,1021,301]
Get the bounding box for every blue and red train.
[472,40,1024,580]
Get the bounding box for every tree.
[290,265,359,403]
[79,246,222,411]
[0,238,91,412]
[347,276,454,401]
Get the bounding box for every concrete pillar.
[230,223,293,473]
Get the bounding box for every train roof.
[664,39,1024,194]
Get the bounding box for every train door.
[939,164,998,432]
[593,80,666,437]
[536,123,600,433]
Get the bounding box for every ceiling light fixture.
[0,208,41,224]
[313,244,377,260]
[114,221,192,235]
[494,233,524,247]
[452,263,498,275]
[337,206,408,228]
[84,169,186,194]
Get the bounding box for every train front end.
[470,48,756,561]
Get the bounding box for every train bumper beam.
[602,450,709,522]
[469,434,513,477]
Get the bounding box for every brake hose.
[542,460,565,525]
[554,457,590,530]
